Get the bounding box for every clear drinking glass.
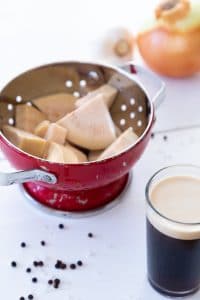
[146,165,200,297]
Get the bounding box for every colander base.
[20,173,131,218]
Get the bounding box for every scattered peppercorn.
[11,235,88,296]
[26,268,31,273]
[61,263,67,269]
[38,261,44,267]
[77,260,83,266]
[55,263,59,269]
[163,135,168,141]
[11,261,17,267]
[54,260,67,270]
[33,260,44,267]
[151,133,155,138]
[53,278,60,289]
[33,261,38,267]
[70,263,76,270]
[21,242,26,248]
[55,260,61,268]
[58,223,64,229]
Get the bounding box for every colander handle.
[120,63,166,109]
[0,169,57,186]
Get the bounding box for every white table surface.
[0,0,200,299]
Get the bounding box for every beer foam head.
[147,176,200,240]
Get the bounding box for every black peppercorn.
[70,263,76,270]
[77,260,83,266]
[32,277,37,283]
[41,240,46,246]
[88,232,93,238]
[38,261,44,267]
[48,279,53,285]
[28,295,34,300]
[26,268,31,273]
[61,263,67,269]
[11,261,17,267]
[53,278,60,289]
[33,261,38,267]
[55,259,66,269]
[21,242,26,248]
[19,297,25,300]
[163,135,168,141]
[58,223,64,229]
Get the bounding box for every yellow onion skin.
[137,27,200,77]
[137,0,200,77]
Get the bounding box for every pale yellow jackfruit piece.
[46,142,87,164]
[34,120,50,138]
[88,125,122,162]
[33,93,76,122]
[98,127,138,160]
[16,104,46,133]
[75,84,117,108]
[88,150,102,162]
[64,144,87,163]
[46,143,62,163]
[45,123,67,145]
[3,125,49,158]
[57,95,116,150]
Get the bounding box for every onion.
[137,0,200,77]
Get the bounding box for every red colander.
[0,61,165,215]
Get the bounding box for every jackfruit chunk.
[34,120,50,138]
[76,84,117,108]
[33,93,76,122]
[3,125,48,158]
[57,95,116,150]
[46,142,87,164]
[45,123,67,145]
[16,105,46,133]
[88,150,102,161]
[98,127,138,160]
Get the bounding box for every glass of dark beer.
[146,165,200,297]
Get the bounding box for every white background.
[0,0,200,299]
